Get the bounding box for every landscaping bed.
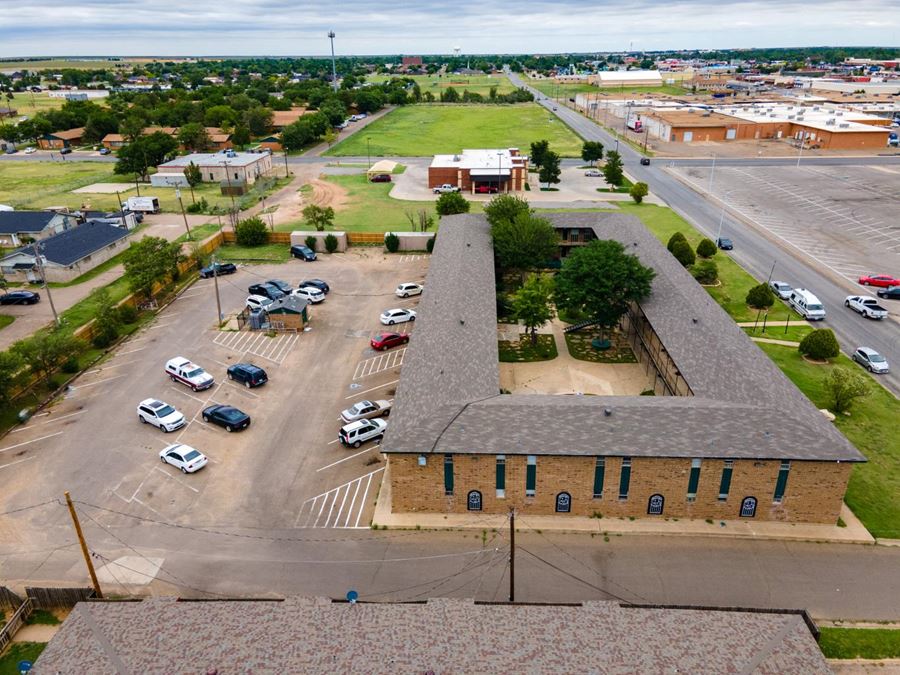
[498,334,558,362]
[565,328,637,363]
[0,642,46,674]
[819,627,900,660]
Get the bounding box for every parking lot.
[0,248,428,553]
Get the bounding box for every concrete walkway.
[737,320,810,327]
[750,337,802,347]
[10,622,60,642]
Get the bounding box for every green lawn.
[325,104,583,158]
[367,73,516,96]
[525,77,689,100]
[0,642,46,675]
[498,334,558,362]
[565,329,637,363]
[216,242,290,263]
[5,91,67,117]
[0,314,14,331]
[742,324,813,343]
[819,627,900,659]
[26,609,60,625]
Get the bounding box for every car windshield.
[220,408,245,420]
[350,401,371,414]
[808,304,824,311]
[183,450,202,461]
[156,405,176,417]
[870,354,886,363]
[186,368,205,378]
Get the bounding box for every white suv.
[246,295,274,312]
[339,418,387,448]
[137,398,186,432]
[395,283,423,298]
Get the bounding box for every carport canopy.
[367,160,398,177]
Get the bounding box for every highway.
[508,71,900,396]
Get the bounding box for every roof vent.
[839,123,850,128]
[452,154,460,162]
[692,318,699,324]
[604,408,612,417]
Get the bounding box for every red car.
[370,174,391,183]
[858,274,900,288]
[370,332,409,351]
[474,185,499,194]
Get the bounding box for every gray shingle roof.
[34,597,830,673]
[382,212,864,463]
[0,210,58,235]
[22,220,129,266]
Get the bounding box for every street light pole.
[708,153,716,194]
[796,130,806,167]
[367,137,371,170]
[328,31,338,93]
[715,190,733,245]
[211,255,223,326]
[32,242,60,327]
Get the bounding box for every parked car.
[844,295,888,320]
[59,147,72,155]
[160,443,208,473]
[858,274,900,288]
[395,282,423,298]
[788,288,826,321]
[370,174,391,183]
[474,185,499,194]
[24,147,36,154]
[266,279,293,295]
[371,332,409,351]
[98,147,111,155]
[300,278,330,294]
[0,290,40,305]
[852,347,890,374]
[716,238,734,250]
[226,363,268,388]
[876,285,900,300]
[248,283,285,300]
[137,398,186,432]
[339,418,387,448]
[769,281,792,300]
[165,357,215,391]
[246,295,275,312]
[202,404,251,432]
[292,286,325,303]
[640,158,651,166]
[199,262,237,278]
[340,399,392,424]
[432,184,460,194]
[380,308,417,325]
[584,169,603,177]
[290,244,317,261]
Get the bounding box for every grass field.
[0,314,14,331]
[498,334,558,362]
[4,92,68,117]
[819,627,900,659]
[366,73,515,96]
[526,77,689,100]
[0,58,133,70]
[325,104,583,158]
[742,324,813,343]
[0,642,46,675]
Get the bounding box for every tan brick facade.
[388,454,851,524]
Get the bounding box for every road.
[508,71,900,395]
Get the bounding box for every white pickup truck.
[844,295,888,320]
[432,184,460,194]
[165,357,215,391]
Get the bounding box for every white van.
[789,288,826,321]
[125,196,160,214]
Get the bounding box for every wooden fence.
[0,597,32,654]
[347,232,385,245]
[0,586,23,610]
[220,230,292,245]
[25,586,95,609]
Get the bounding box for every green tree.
[244,106,274,136]
[629,181,649,204]
[12,331,84,385]
[603,150,624,186]
[441,87,460,103]
[690,259,719,284]
[302,204,335,231]
[184,161,202,204]
[235,217,268,246]
[114,132,178,181]
[671,239,696,267]
[696,238,718,258]
[555,240,656,341]
[319,98,347,126]
[581,140,604,166]
[83,111,119,144]
[667,231,688,253]
[484,194,532,227]
[491,212,560,279]
[324,233,339,253]
[203,104,238,128]
[435,192,470,216]
[511,273,555,345]
[355,88,386,113]
[824,366,870,414]
[798,328,840,361]
[529,139,550,170]
[122,236,184,299]
[90,286,121,349]
[385,233,400,253]
[120,114,146,142]
[538,150,561,189]
[746,282,775,309]
[231,125,251,147]
[0,351,23,408]
[177,122,212,152]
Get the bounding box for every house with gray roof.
[0,209,78,247]
[380,213,864,524]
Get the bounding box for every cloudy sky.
[0,0,898,57]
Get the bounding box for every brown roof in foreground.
[381,213,865,462]
[49,127,85,140]
[644,110,748,127]
[35,597,829,673]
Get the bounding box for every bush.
[670,239,696,267]
[629,181,649,204]
[234,217,268,246]
[305,235,317,252]
[696,238,717,258]
[746,283,775,309]
[825,366,870,414]
[61,356,80,374]
[91,324,118,349]
[185,197,209,214]
[426,236,435,253]
[324,234,338,254]
[385,233,400,253]
[667,232,688,253]
[117,304,138,325]
[435,192,470,216]
[798,328,840,361]
[690,259,719,284]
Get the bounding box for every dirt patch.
[308,178,349,210]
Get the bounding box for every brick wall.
[388,453,851,524]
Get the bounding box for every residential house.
[0,210,78,247]
[37,127,85,150]
[270,108,308,131]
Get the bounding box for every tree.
[581,141,604,166]
[629,181,649,204]
[122,236,184,299]
[302,204,335,231]
[690,259,718,284]
[491,212,560,279]
[441,87,460,103]
[603,150,624,186]
[114,132,178,181]
[244,106,274,136]
[235,217,268,246]
[696,238,718,258]
[305,235,318,251]
[385,233,400,253]
[484,194,532,227]
[435,192,470,216]
[90,286,121,348]
[355,88,386,114]
[667,231,688,253]
[511,273,555,345]
[12,331,84,385]
[120,114,146,142]
[281,113,329,151]
[538,151,561,189]
[177,122,212,152]
[404,209,435,232]
[798,328,840,361]
[184,161,202,203]
[555,239,656,341]
[746,282,775,309]
[529,139,550,170]
[203,104,238,128]
[824,366,870,414]
[324,233,339,253]
[319,98,347,126]
[231,125,251,147]
[670,239,696,267]
[0,351,23,408]
[83,111,119,144]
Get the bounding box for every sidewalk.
[373,464,874,544]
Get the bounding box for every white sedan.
[380,308,417,325]
[395,283,423,298]
[159,443,208,473]
[246,294,274,311]
[292,286,325,303]
[24,147,37,154]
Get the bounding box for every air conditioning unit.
[826,119,836,125]
[839,123,850,128]
[796,117,804,121]
[788,115,796,119]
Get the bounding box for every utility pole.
[366,137,371,170]
[223,160,237,228]
[708,153,716,194]
[328,31,338,93]
[64,492,103,599]
[282,149,289,178]
[115,190,125,224]
[508,507,516,603]
[175,188,191,240]
[211,255,223,326]
[32,242,60,327]
[796,130,806,167]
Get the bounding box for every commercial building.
[428,148,529,193]
[152,151,273,187]
[380,213,864,524]
[34,596,830,672]
[591,70,663,88]
[37,127,84,150]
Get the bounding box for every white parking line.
[344,379,399,400]
[168,386,206,403]
[295,467,385,528]
[69,374,126,390]
[0,432,64,454]
[11,409,87,433]
[353,348,406,379]
[117,347,147,355]
[317,444,380,472]
[155,466,200,493]
[147,321,175,330]
[0,456,36,471]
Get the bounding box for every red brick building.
[428,148,529,193]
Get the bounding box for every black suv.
[290,245,317,262]
[266,279,293,295]
[226,363,268,388]
[300,278,330,294]
[248,283,285,300]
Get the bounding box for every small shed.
[366,160,397,180]
[266,294,309,331]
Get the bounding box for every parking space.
[212,330,300,365]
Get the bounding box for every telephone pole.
[176,188,191,240]
[64,492,103,599]
[32,242,60,327]
[508,507,516,603]
[211,255,223,326]
[328,31,338,93]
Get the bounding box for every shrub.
[696,238,717,258]
[798,328,840,361]
[426,236,435,253]
[61,356,80,374]
[117,304,138,325]
[385,233,400,253]
[629,181,649,204]
[667,231,688,253]
[690,259,719,284]
[324,234,338,254]
[92,328,117,349]
[234,217,268,246]
[185,197,209,214]
[305,235,317,252]
[435,192,470,216]
[825,366,870,414]
[746,283,775,309]
[670,239,696,267]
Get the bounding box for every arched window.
[555,492,571,513]
[647,493,664,515]
[740,496,757,518]
[467,490,482,512]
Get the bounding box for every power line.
[518,545,640,604]
[0,499,61,518]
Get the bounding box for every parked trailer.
[124,196,161,214]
